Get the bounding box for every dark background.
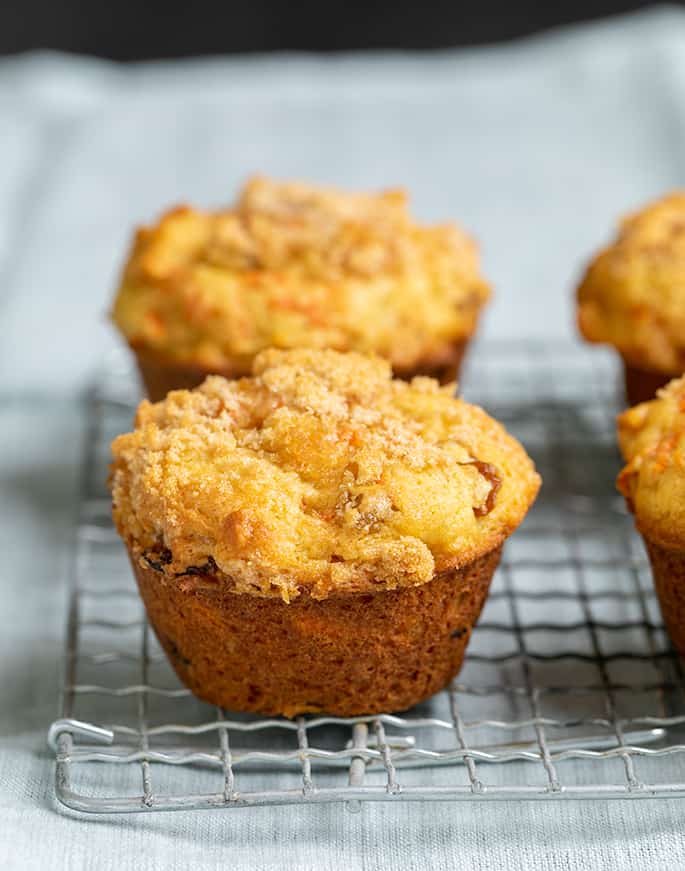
[0,0,666,58]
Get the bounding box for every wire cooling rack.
[49,341,685,814]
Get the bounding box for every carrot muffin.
[110,348,539,716]
[577,192,685,405]
[111,176,491,400]
[618,376,685,654]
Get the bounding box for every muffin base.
[129,545,501,717]
[135,352,250,403]
[644,539,685,656]
[622,359,674,406]
[134,340,468,402]
[393,340,467,386]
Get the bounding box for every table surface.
[2,6,685,869]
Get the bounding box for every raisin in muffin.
[110,348,539,716]
[577,193,685,405]
[112,177,490,400]
[618,376,685,654]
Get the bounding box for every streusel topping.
[111,349,539,600]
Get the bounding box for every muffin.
[112,177,491,401]
[109,348,539,717]
[577,192,685,405]
[617,376,685,654]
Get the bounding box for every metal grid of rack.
[49,342,685,813]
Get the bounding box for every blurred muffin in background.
[618,375,685,655]
[112,177,491,400]
[577,192,685,405]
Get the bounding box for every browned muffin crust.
[131,544,501,716]
[134,350,248,403]
[622,360,673,406]
[642,540,685,657]
[135,340,468,403]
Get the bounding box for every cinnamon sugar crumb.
[111,348,539,600]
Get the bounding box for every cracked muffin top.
[110,348,539,601]
[618,375,685,548]
[577,192,685,374]
[111,176,490,374]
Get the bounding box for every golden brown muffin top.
[110,349,539,601]
[618,375,685,548]
[577,192,685,374]
[111,177,490,373]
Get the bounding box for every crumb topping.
[110,349,539,601]
[577,192,685,373]
[112,177,490,372]
[618,375,685,548]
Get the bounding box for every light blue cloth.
[2,6,685,868]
